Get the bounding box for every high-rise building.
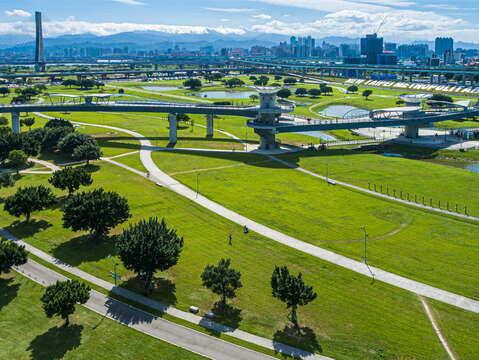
[397,44,429,59]
[35,11,45,72]
[384,43,397,52]
[435,37,454,58]
[360,34,383,64]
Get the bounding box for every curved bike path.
[34,114,479,315]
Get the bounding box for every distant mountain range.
[1,31,478,53]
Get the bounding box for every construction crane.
[375,16,388,35]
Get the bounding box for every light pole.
[360,226,368,264]
[107,255,119,286]
[196,173,200,199]
[360,226,375,280]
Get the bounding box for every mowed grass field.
[0,272,205,360]
[3,163,478,359]
[146,151,479,301]
[277,148,479,216]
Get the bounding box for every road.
[15,259,277,360]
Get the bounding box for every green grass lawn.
[277,148,479,216]
[145,151,479,300]
[1,162,474,360]
[0,272,205,360]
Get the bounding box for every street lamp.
[360,226,368,264]
[360,226,375,280]
[196,173,200,199]
[107,255,119,286]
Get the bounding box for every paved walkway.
[32,112,479,314]
[29,113,334,360]
[14,259,277,360]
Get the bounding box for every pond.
[465,163,479,174]
[319,105,369,118]
[424,159,479,174]
[195,91,258,99]
[297,131,337,142]
[141,86,179,91]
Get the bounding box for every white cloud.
[220,19,231,22]
[251,10,477,42]
[252,0,390,13]
[205,8,257,13]
[252,14,272,20]
[0,18,246,37]
[112,0,145,4]
[5,9,31,17]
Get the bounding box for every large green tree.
[58,132,96,154]
[295,88,308,96]
[0,87,10,97]
[21,117,35,130]
[0,239,28,274]
[115,217,183,294]
[308,88,322,98]
[271,266,317,330]
[42,126,74,149]
[183,78,202,90]
[44,118,74,129]
[4,185,56,222]
[362,90,373,99]
[201,258,242,305]
[7,150,28,174]
[41,280,91,325]
[49,167,93,196]
[0,172,15,188]
[72,143,103,164]
[62,188,131,238]
[277,88,292,99]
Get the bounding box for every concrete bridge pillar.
[206,114,214,137]
[168,113,178,144]
[12,112,20,133]
[404,124,419,138]
[254,128,277,150]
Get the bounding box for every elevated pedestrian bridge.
[249,101,479,140]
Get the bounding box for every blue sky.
[0,0,478,42]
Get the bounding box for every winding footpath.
[2,110,474,359]
[32,112,479,315]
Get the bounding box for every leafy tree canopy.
[49,166,93,196]
[201,258,242,304]
[4,185,56,222]
[271,266,317,329]
[41,280,90,325]
[62,188,131,238]
[0,239,28,274]
[116,217,183,293]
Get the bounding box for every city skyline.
[0,0,478,43]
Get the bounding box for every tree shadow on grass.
[273,325,322,358]
[52,234,113,267]
[120,276,177,306]
[0,277,20,311]
[5,219,52,239]
[27,324,83,360]
[210,301,242,329]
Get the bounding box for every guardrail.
[0,101,260,112]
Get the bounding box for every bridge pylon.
[248,88,285,150]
